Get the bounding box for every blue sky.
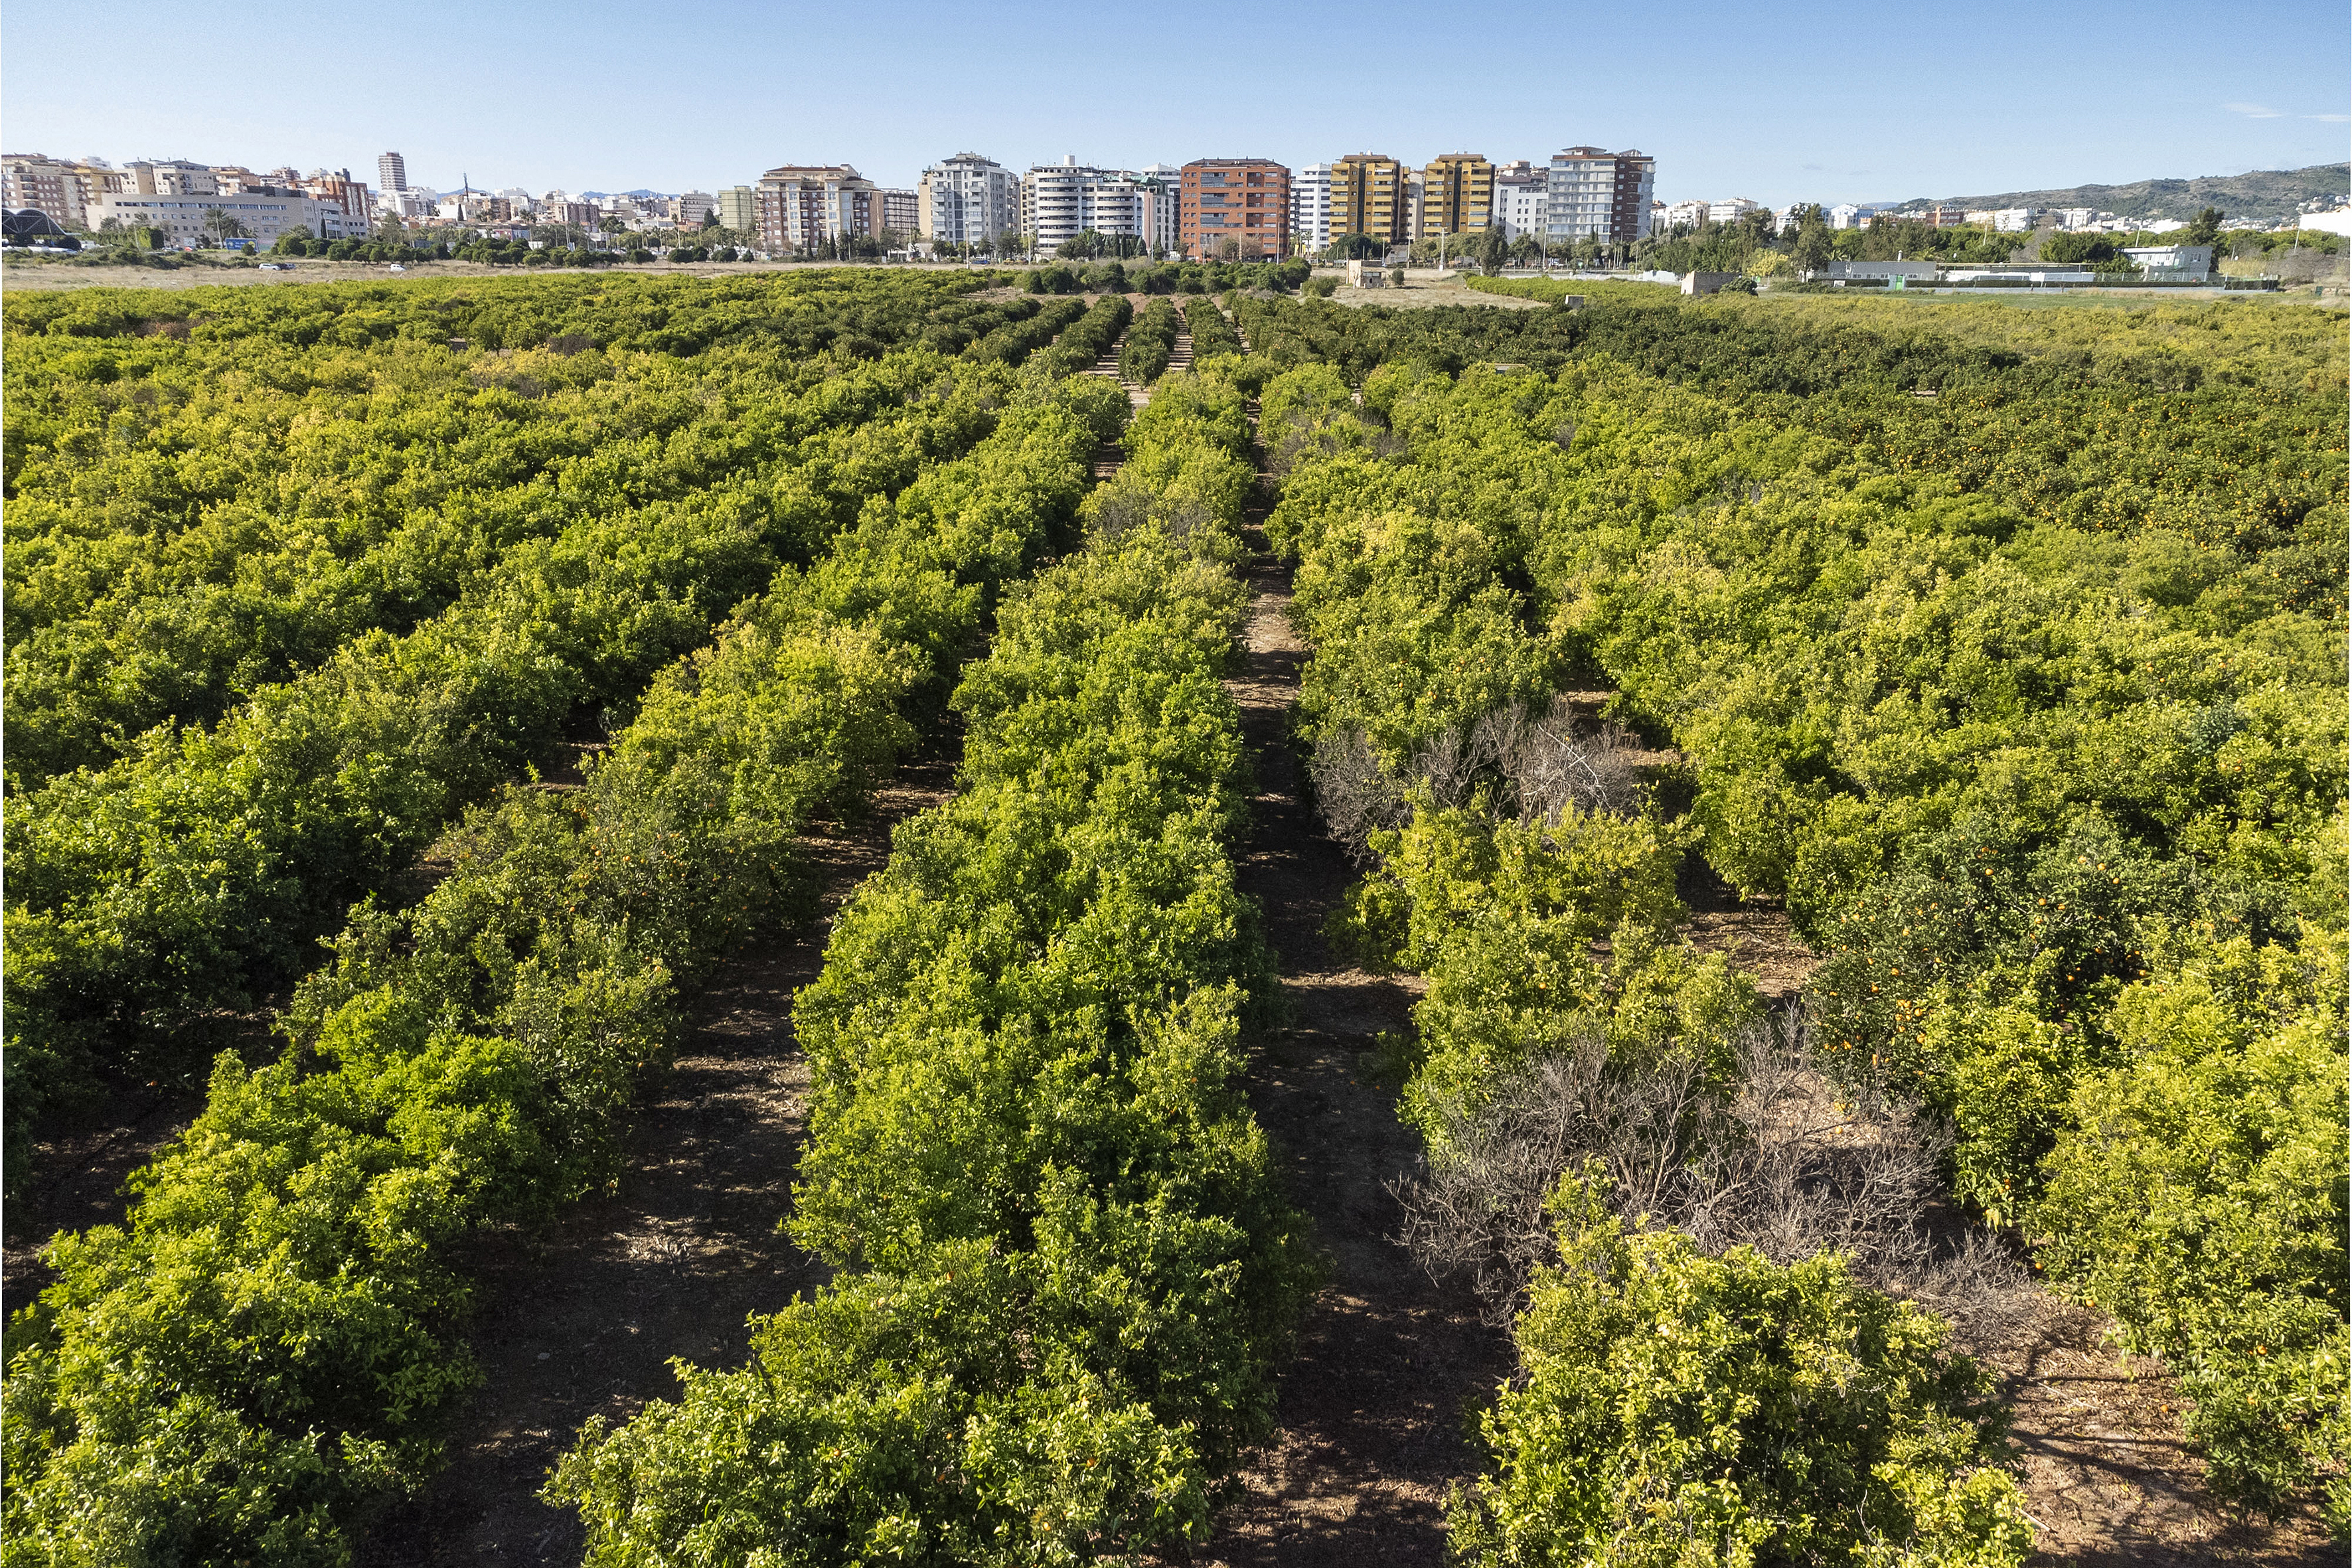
[6,0,2346,205]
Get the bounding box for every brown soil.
[0,257,1032,293]
[2,1081,210,1318]
[353,764,951,1567]
[1984,1296,2336,1567]
[1203,520,1508,1566]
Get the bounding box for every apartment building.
[716,184,757,234]
[377,151,408,193]
[1179,157,1289,258]
[917,152,1018,244]
[1660,198,1707,230]
[1546,147,1656,243]
[1707,196,1760,224]
[756,163,879,251]
[1291,162,1332,250]
[879,188,917,236]
[1330,152,1409,247]
[1022,158,1144,250]
[1138,164,1182,252]
[2,154,116,228]
[1419,152,1495,239]
[1491,160,1545,240]
[675,190,714,226]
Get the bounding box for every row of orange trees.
[1249,281,2347,1547]
[3,332,1132,1561]
[546,368,1318,1562]
[2,275,1089,1176]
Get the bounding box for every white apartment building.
[917,153,1018,244]
[1827,203,1864,229]
[1660,198,1708,230]
[86,189,368,246]
[1139,164,1182,252]
[1021,157,1142,250]
[1292,163,1332,250]
[1494,164,1547,240]
[1707,196,1761,224]
[1992,207,2039,232]
[1546,147,1654,242]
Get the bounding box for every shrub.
[1449,1168,2034,1568]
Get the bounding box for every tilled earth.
[354,764,951,1567]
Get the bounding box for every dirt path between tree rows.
[354,761,953,1567]
[1198,503,1511,1565]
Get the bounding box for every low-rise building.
[1660,198,1707,231]
[1821,260,1938,281]
[1827,202,1864,229]
[2122,244,2213,278]
[86,187,367,246]
[1707,196,1760,224]
[1992,206,2039,232]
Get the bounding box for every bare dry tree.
[1088,487,1213,542]
[1307,697,1645,862]
[1393,1028,2030,1348]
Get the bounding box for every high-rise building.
[2,154,107,228]
[1329,153,1408,248]
[716,185,757,235]
[756,164,879,252]
[1138,164,1182,252]
[1021,157,1145,252]
[878,188,917,237]
[917,153,1018,244]
[1419,153,1495,239]
[676,190,714,226]
[1493,161,1547,240]
[1292,163,1332,251]
[377,151,408,193]
[1179,158,1290,259]
[1545,147,1654,243]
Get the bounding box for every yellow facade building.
[1330,153,1409,246]
[1419,153,1495,239]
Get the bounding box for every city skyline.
[5,0,2345,209]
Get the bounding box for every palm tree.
[201,208,250,247]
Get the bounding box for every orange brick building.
[1178,158,1291,259]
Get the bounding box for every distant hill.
[1885,163,2348,226]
